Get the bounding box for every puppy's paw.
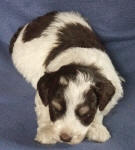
[87,124,111,143]
[35,134,57,144]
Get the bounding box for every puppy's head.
[37,64,115,144]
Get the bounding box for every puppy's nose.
[60,133,72,142]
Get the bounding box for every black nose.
[60,133,72,142]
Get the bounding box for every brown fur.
[23,11,57,42]
[45,23,105,66]
[9,26,23,54]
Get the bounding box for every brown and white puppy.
[9,11,123,145]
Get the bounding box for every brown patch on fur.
[75,88,98,126]
[23,11,57,42]
[52,100,63,111]
[94,77,115,111]
[49,97,66,122]
[45,23,105,66]
[37,72,66,122]
[9,26,23,54]
[79,106,90,116]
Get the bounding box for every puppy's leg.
[87,110,111,143]
[34,92,57,144]
[35,124,57,144]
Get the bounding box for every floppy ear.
[37,74,49,106]
[94,78,115,111]
[37,73,57,106]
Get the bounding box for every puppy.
[9,11,123,145]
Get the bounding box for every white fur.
[11,11,123,144]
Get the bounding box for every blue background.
[0,0,135,150]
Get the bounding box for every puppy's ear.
[37,74,49,106]
[94,77,115,111]
[37,73,57,106]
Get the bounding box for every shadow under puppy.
[9,11,123,145]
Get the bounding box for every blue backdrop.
[0,0,135,150]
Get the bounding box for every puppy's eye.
[80,112,92,119]
[85,113,91,118]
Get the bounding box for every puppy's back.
[9,11,104,88]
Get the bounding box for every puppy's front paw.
[35,134,57,144]
[87,124,111,143]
